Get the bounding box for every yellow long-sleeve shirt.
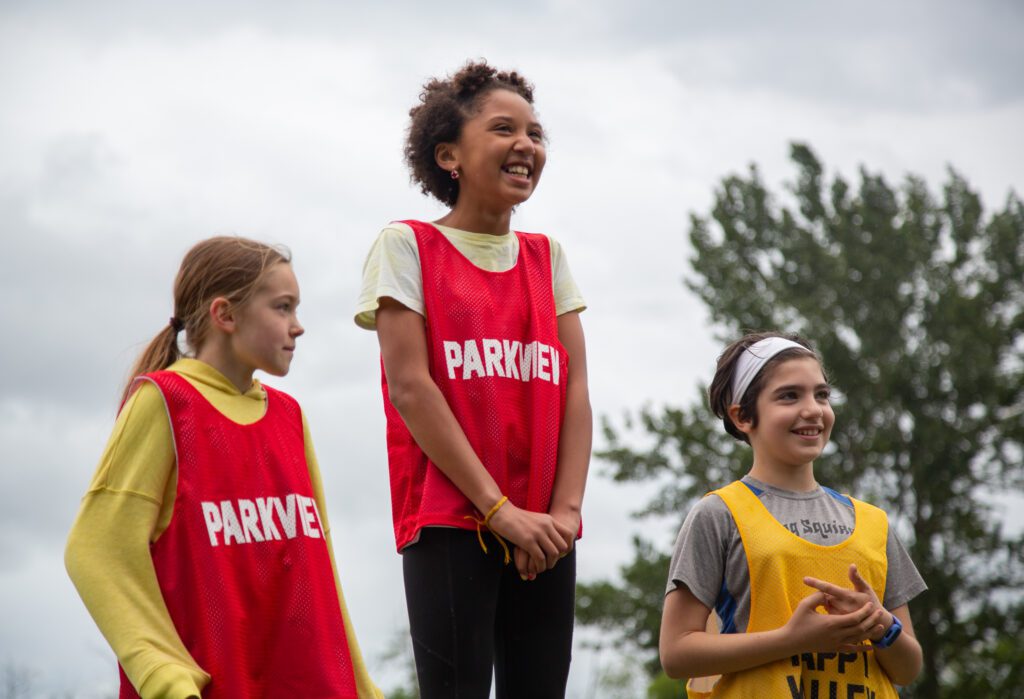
[65,359,382,699]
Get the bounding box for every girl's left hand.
[514,506,579,580]
[548,505,580,552]
[804,564,890,644]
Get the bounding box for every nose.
[292,319,305,338]
[800,395,823,417]
[512,131,536,154]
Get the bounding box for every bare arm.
[375,298,573,569]
[659,584,886,680]
[515,311,591,577]
[548,311,592,532]
[804,565,923,685]
[873,605,922,686]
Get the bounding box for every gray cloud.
[1,2,1021,695]
[644,2,1024,110]
[5,0,1021,109]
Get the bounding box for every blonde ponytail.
[120,236,289,403]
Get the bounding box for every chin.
[783,449,822,465]
[506,186,535,204]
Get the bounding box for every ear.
[727,404,754,436]
[434,142,458,175]
[208,297,237,334]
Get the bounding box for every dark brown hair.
[708,331,824,443]
[404,60,536,207]
[121,236,290,403]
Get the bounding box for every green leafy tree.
[576,144,1024,698]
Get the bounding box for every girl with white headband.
[659,331,926,697]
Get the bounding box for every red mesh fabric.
[119,372,358,698]
[382,220,569,551]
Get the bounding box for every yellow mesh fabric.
[694,481,899,699]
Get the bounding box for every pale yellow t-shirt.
[65,359,382,699]
[354,221,586,329]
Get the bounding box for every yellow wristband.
[483,495,509,525]
[463,496,512,564]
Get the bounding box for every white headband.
[730,337,806,404]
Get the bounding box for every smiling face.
[736,356,835,478]
[229,262,304,379]
[440,88,546,215]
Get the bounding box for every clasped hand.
[487,502,576,580]
[790,564,890,653]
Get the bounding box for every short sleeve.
[548,236,586,316]
[883,526,927,609]
[354,223,424,330]
[665,495,734,610]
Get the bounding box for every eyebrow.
[487,115,543,129]
[772,383,830,393]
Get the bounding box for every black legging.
[402,527,576,699]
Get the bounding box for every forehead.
[254,262,298,294]
[761,356,825,388]
[471,88,538,122]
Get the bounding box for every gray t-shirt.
[666,476,927,634]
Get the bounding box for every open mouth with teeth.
[503,164,531,178]
[792,428,822,437]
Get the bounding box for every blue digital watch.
[872,613,903,649]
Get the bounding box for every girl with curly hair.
[355,60,592,698]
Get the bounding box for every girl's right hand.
[488,502,573,574]
[782,591,886,654]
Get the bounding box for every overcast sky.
[1,1,1022,696]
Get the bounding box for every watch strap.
[872,612,903,649]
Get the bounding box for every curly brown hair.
[707,331,825,444]
[404,60,537,207]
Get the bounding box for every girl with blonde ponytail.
[120,236,288,402]
[67,236,382,699]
